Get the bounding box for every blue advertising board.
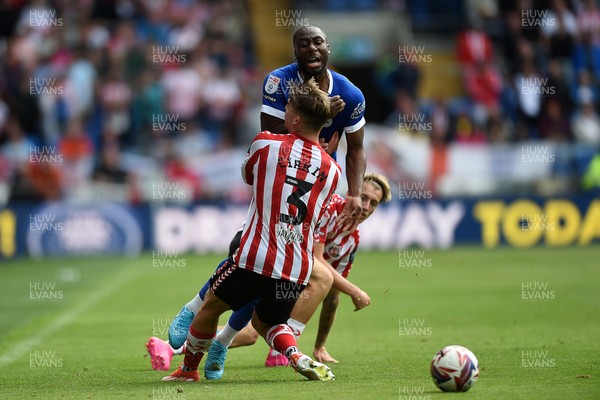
[1,196,599,260]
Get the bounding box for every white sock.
[215,322,239,348]
[287,318,306,337]
[172,343,185,355]
[185,294,203,314]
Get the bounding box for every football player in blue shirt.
[261,25,366,227]
[147,25,369,379]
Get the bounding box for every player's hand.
[319,130,340,155]
[351,289,371,311]
[329,95,345,118]
[336,195,361,231]
[313,347,339,363]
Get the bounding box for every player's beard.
[299,61,326,79]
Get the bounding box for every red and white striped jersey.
[235,131,342,285]
[314,194,360,278]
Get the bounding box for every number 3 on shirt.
[279,175,314,225]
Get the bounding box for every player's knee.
[245,329,259,345]
[311,262,334,292]
[200,292,230,317]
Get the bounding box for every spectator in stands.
[576,0,600,44]
[1,116,33,174]
[546,58,574,115]
[131,69,165,152]
[161,61,203,123]
[514,58,544,139]
[573,31,600,79]
[538,97,572,141]
[464,60,503,127]
[57,117,94,193]
[499,9,524,74]
[3,117,61,202]
[456,22,494,69]
[200,66,242,148]
[572,95,600,146]
[487,108,514,142]
[99,69,133,146]
[93,143,128,184]
[572,69,599,108]
[541,0,577,40]
[542,8,576,85]
[66,45,97,119]
[452,111,487,144]
[393,45,421,100]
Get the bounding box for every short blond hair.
[363,173,392,203]
[287,77,331,131]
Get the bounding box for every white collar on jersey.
[296,68,333,95]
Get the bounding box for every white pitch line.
[0,264,140,367]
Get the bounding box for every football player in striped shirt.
[162,78,340,382]
[221,173,391,365]
[147,174,391,372]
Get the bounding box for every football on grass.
[430,345,479,392]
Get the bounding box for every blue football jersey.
[261,63,366,145]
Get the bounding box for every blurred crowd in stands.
[0,0,259,203]
[383,0,600,146]
[1,0,599,204]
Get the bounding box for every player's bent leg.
[253,281,335,381]
[314,288,341,363]
[261,259,334,367]
[290,259,334,324]
[163,290,230,382]
[168,266,219,349]
[258,318,333,381]
[168,306,196,349]
[204,297,257,380]
[230,324,260,348]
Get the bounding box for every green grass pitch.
[0,247,599,399]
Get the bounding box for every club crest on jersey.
[265,75,281,94]
[276,223,304,244]
[326,245,341,259]
[350,101,365,119]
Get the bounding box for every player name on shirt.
[278,155,328,181]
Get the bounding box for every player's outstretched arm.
[338,126,366,231]
[313,288,340,364]
[314,243,370,311]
